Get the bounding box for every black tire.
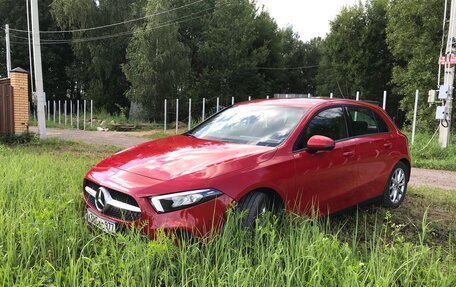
[382,161,409,209]
[236,192,272,228]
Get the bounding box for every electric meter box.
[428,90,437,103]
[439,85,449,100]
[436,106,446,120]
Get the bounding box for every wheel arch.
[399,158,411,182]
[239,187,285,210]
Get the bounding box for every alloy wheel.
[389,168,406,204]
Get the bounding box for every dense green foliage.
[317,1,393,103]
[316,0,446,129]
[123,0,191,119]
[1,0,451,126]
[0,140,455,286]
[51,0,144,113]
[386,0,445,129]
[0,0,74,99]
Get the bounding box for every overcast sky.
[256,0,362,41]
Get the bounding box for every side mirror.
[307,135,335,154]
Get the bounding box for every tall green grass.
[0,140,455,286]
[409,132,456,171]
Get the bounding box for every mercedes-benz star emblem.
[95,187,110,212]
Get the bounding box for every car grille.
[84,179,142,222]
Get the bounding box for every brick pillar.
[10,67,29,134]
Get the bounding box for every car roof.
[236,98,382,110]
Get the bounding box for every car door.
[346,106,393,202]
[292,107,358,215]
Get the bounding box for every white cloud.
[256,0,363,41]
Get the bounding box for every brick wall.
[10,68,29,134]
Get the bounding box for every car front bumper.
[83,189,234,239]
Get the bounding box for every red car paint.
[84,98,411,238]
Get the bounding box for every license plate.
[87,209,117,235]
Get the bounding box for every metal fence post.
[77,100,80,129]
[64,100,67,125]
[216,97,220,112]
[383,91,387,110]
[231,96,235,105]
[83,100,86,130]
[58,100,61,124]
[308,93,311,98]
[356,91,360,101]
[164,99,167,131]
[330,92,334,99]
[70,100,73,127]
[90,100,93,128]
[188,98,192,130]
[266,96,270,99]
[248,96,252,101]
[47,100,50,121]
[411,90,419,145]
[53,100,56,123]
[176,98,179,134]
[202,98,206,121]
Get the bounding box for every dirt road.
[30,127,456,190]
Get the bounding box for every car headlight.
[149,189,223,213]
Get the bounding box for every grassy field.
[409,132,456,171]
[0,139,455,286]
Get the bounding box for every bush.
[0,132,36,145]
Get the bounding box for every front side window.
[190,105,308,147]
[347,107,379,136]
[296,107,348,150]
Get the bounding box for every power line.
[9,0,205,34]
[8,9,213,45]
[257,65,320,70]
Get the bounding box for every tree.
[317,0,393,105]
[275,29,322,95]
[51,0,143,112]
[123,0,191,120]
[0,0,74,100]
[386,0,444,129]
[197,0,268,102]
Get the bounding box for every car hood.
[95,135,277,181]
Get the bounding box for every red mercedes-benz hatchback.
[83,98,410,238]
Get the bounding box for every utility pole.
[26,0,35,93]
[30,0,46,139]
[5,24,11,77]
[440,0,456,148]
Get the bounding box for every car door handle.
[343,151,355,157]
[383,142,393,148]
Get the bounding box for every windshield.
[190,105,308,147]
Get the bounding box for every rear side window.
[374,112,389,133]
[347,107,379,136]
[296,107,348,150]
